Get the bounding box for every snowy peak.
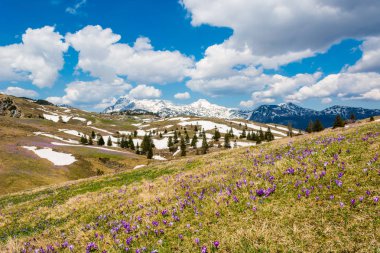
[104,97,251,119]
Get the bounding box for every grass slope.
[0,122,379,252]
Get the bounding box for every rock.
[0,97,22,118]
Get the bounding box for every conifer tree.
[107,136,112,146]
[370,116,375,121]
[350,113,356,121]
[259,128,265,141]
[247,131,251,140]
[306,120,314,133]
[265,128,274,141]
[128,135,135,150]
[224,133,231,148]
[180,136,186,156]
[134,130,138,137]
[98,135,105,146]
[191,134,198,148]
[313,119,324,132]
[228,127,234,137]
[164,128,168,134]
[173,130,178,144]
[167,136,173,148]
[147,146,153,159]
[333,115,345,128]
[213,128,221,141]
[201,134,208,154]
[240,129,246,139]
[91,131,96,139]
[135,143,140,154]
[88,136,93,145]
[159,132,163,138]
[80,135,88,144]
[185,132,190,144]
[287,123,293,137]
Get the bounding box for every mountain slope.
[1,121,379,252]
[250,103,380,129]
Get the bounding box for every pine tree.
[247,131,251,140]
[191,134,198,148]
[259,128,265,141]
[134,130,138,137]
[370,116,375,121]
[167,136,174,148]
[265,128,274,141]
[185,132,190,144]
[213,128,221,141]
[224,133,231,148]
[164,128,168,134]
[107,136,112,146]
[91,131,96,139]
[287,123,293,137]
[233,139,237,148]
[350,113,356,121]
[128,135,135,150]
[80,135,88,144]
[180,136,186,156]
[194,125,198,132]
[240,128,246,139]
[228,128,234,137]
[173,131,178,144]
[313,119,324,132]
[135,143,140,154]
[333,115,345,128]
[147,146,153,159]
[159,132,163,138]
[98,135,105,146]
[306,120,314,133]
[88,136,93,145]
[201,135,208,154]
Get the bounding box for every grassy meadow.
[0,121,379,252]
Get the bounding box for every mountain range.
[105,97,380,129]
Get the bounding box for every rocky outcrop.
[0,97,22,118]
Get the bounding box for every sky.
[0,0,380,111]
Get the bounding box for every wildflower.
[335,180,343,187]
[152,221,159,227]
[256,189,265,196]
[350,199,356,206]
[195,238,200,245]
[213,241,220,249]
[201,246,207,253]
[359,196,364,202]
[178,234,184,240]
[330,195,334,200]
[86,242,98,253]
[374,196,379,203]
[339,202,344,207]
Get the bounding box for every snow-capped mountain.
[104,97,251,119]
[249,103,380,129]
[105,98,379,129]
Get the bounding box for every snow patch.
[22,146,76,166]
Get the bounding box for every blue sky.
[0,0,380,111]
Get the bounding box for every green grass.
[0,122,379,252]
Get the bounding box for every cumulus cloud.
[287,72,380,101]
[182,0,380,58]
[1,86,39,98]
[174,92,190,99]
[128,84,161,99]
[46,78,132,105]
[348,36,380,73]
[66,25,194,84]
[0,26,68,88]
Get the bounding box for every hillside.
[0,94,293,195]
[0,120,378,252]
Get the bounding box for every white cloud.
[174,92,190,99]
[46,78,132,105]
[128,84,161,99]
[239,100,255,107]
[1,86,39,98]
[66,0,87,15]
[182,0,380,58]
[0,26,68,88]
[321,97,332,104]
[287,72,380,101]
[348,36,380,73]
[66,25,194,84]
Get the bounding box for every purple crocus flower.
[374,196,379,203]
[201,246,207,253]
[256,189,265,196]
[195,238,200,245]
[335,180,343,187]
[350,199,356,206]
[213,241,220,249]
